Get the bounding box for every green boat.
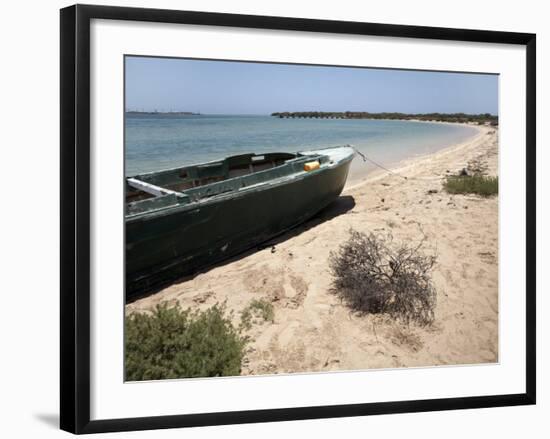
[125,146,354,299]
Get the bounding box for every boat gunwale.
[129,151,295,181]
[126,147,354,222]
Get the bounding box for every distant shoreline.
[271,111,498,126]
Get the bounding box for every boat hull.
[126,154,352,299]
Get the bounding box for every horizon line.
[125,110,499,116]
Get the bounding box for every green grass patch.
[240,298,275,330]
[444,175,498,197]
[125,303,247,381]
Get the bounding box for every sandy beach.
[126,124,499,375]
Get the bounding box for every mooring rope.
[348,145,408,180]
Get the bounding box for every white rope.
[349,145,409,180]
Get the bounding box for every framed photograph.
[60,4,536,434]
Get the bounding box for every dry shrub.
[329,229,437,326]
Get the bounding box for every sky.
[125,56,498,115]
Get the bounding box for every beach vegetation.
[240,298,275,330]
[329,230,437,326]
[125,302,247,381]
[271,111,498,125]
[444,175,498,197]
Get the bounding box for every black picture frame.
[60,4,536,434]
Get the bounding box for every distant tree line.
[271,111,498,125]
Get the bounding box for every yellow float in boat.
[304,161,320,172]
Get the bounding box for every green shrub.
[329,230,437,326]
[240,298,275,330]
[444,175,498,196]
[125,303,246,381]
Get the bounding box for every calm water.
[125,114,478,181]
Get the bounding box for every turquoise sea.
[125,114,478,181]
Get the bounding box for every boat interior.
[125,151,328,216]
